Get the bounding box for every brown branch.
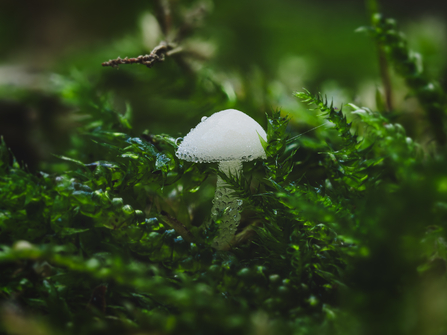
[154,0,172,36]
[366,0,393,112]
[378,44,393,112]
[101,42,175,69]
[102,1,210,71]
[216,222,260,251]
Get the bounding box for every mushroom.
[176,109,267,249]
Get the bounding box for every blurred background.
[0,0,446,171]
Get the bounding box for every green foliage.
[1,2,447,335]
[360,11,447,146]
[0,100,347,334]
[296,91,377,195]
[2,80,447,334]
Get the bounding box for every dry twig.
[102,42,178,69]
[102,1,209,71]
[154,0,172,37]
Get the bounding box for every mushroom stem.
[211,160,243,249]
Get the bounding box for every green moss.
[1,2,447,334]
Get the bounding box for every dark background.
[0,0,446,170]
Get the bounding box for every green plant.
[1,1,447,334]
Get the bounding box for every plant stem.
[211,160,243,250]
[378,46,393,112]
[367,0,393,112]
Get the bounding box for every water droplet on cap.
[201,116,208,122]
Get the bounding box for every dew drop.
[175,137,183,145]
[201,116,208,122]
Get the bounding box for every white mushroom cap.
[176,109,267,163]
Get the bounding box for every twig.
[102,2,209,71]
[378,46,393,112]
[232,224,258,246]
[154,0,172,36]
[366,0,393,112]
[160,210,195,243]
[101,42,175,69]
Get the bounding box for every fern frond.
[295,90,377,197]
